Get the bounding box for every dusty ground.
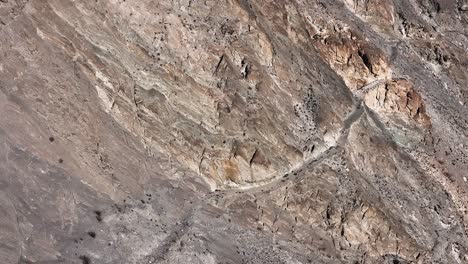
[1,0,468,263]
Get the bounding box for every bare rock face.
[24,0,354,188]
[1,0,468,263]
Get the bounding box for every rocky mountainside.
[1,0,468,263]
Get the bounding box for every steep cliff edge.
[0,0,468,263]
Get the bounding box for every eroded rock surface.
[1,0,468,263]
